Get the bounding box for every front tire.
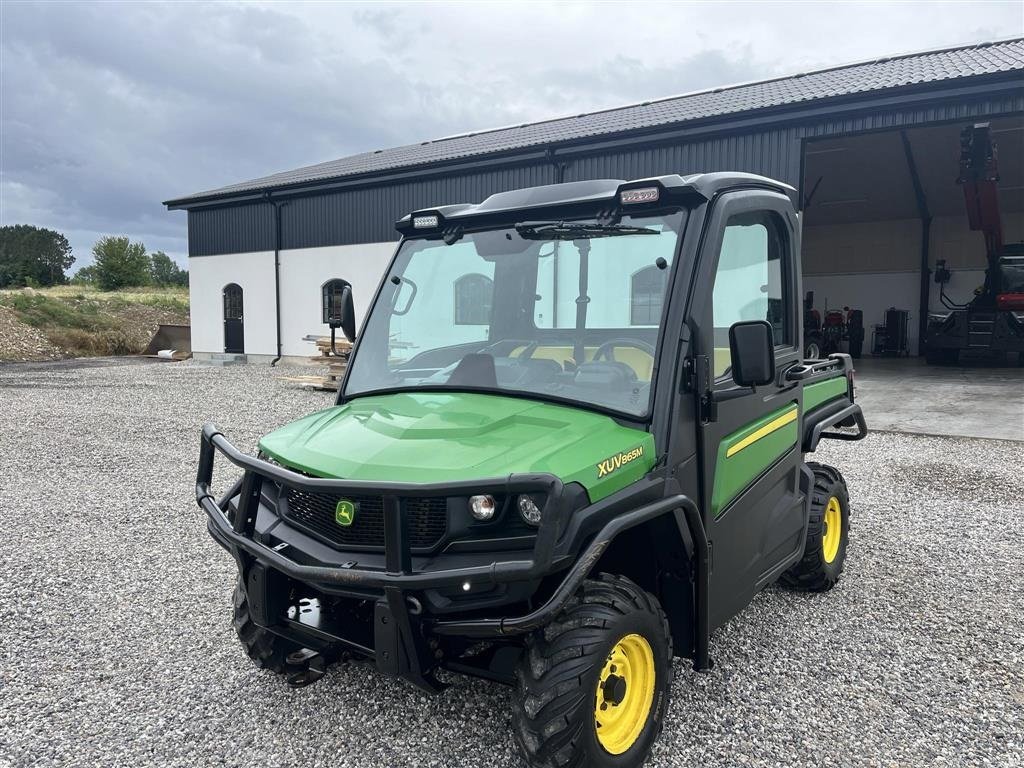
[512,574,672,768]
[232,578,301,673]
[781,463,850,592]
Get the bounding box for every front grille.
[282,488,447,550]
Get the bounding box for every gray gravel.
[1,359,1022,768]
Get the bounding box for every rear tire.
[781,463,850,592]
[512,574,672,768]
[232,578,301,673]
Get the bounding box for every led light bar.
[413,214,440,228]
[619,187,660,204]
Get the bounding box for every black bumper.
[196,423,700,687]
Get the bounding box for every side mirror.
[729,320,775,387]
[330,285,356,342]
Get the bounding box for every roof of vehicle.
[164,38,1023,209]
[395,173,796,233]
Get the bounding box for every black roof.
[165,38,1024,208]
[395,173,796,234]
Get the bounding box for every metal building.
[164,39,1024,362]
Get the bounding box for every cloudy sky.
[1,1,1021,270]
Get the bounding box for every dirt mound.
[0,288,190,361]
[0,305,61,361]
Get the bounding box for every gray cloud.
[1,1,1020,270]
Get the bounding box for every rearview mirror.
[729,320,775,387]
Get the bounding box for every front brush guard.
[195,423,707,690]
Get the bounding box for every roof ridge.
[165,36,1024,207]
[420,36,1024,148]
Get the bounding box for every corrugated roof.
[166,38,1024,206]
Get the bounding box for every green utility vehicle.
[197,173,866,768]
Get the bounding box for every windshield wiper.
[514,221,659,240]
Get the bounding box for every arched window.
[322,278,351,324]
[223,283,243,320]
[453,273,493,325]
[630,265,667,326]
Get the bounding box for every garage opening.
[800,115,1024,359]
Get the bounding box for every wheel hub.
[602,673,628,706]
[594,633,656,755]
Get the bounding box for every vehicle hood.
[258,392,655,502]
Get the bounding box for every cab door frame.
[685,189,808,631]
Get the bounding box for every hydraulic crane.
[926,123,1024,364]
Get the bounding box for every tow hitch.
[284,648,326,688]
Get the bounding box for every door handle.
[711,385,755,404]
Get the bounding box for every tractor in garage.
[926,122,1024,364]
[196,173,866,768]
[803,292,864,359]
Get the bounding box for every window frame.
[688,192,800,386]
[339,207,691,422]
[223,283,243,321]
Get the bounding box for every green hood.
[258,392,655,502]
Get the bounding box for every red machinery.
[926,123,1024,364]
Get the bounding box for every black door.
[690,191,806,630]
[223,283,244,354]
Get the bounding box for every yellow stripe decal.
[725,407,798,458]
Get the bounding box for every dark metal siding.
[187,90,1024,256]
[563,129,802,188]
[280,163,554,250]
[188,203,274,256]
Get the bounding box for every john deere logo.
[334,499,357,527]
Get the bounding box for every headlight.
[469,494,497,521]
[518,495,543,526]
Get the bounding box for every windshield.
[345,210,686,417]
[999,254,1024,293]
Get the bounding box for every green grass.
[35,285,190,313]
[3,292,115,331]
[0,285,190,357]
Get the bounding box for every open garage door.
[800,116,1024,357]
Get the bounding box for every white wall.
[188,243,393,359]
[278,242,395,358]
[188,251,276,356]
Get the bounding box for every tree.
[149,251,188,287]
[91,236,151,290]
[0,225,75,287]
[70,264,99,285]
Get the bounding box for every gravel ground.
[1,359,1021,768]
[0,305,59,362]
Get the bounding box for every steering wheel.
[592,339,656,363]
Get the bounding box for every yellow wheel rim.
[822,496,842,564]
[594,633,656,755]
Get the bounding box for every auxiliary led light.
[619,187,660,204]
[413,214,440,228]
[469,494,497,521]
[518,495,542,526]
